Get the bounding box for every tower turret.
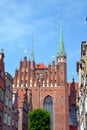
[57,26,67,86]
[56,26,67,61]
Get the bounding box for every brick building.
[13,26,70,130]
[77,41,87,130]
[67,79,78,130]
[17,88,29,130]
[0,49,5,130]
[2,72,13,130]
[12,92,19,130]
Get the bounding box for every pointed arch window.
[69,104,77,126]
[43,95,54,130]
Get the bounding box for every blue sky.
[0,0,87,82]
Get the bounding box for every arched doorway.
[43,95,54,130]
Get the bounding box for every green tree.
[28,108,51,130]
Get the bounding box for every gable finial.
[24,49,28,56]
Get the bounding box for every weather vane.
[24,49,28,56]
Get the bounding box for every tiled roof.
[35,63,47,69]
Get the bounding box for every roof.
[35,63,47,69]
[5,72,13,82]
[57,26,66,57]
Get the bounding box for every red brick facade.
[17,89,29,130]
[67,80,78,130]
[13,56,69,130]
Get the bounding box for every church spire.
[30,43,34,62]
[30,35,35,70]
[57,25,66,58]
[30,35,35,62]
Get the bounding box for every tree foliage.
[28,108,51,130]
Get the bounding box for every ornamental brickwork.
[13,55,69,130]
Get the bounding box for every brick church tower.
[13,26,69,130]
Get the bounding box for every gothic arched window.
[69,104,77,126]
[43,95,53,130]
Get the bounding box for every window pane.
[69,105,77,126]
[43,95,53,130]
